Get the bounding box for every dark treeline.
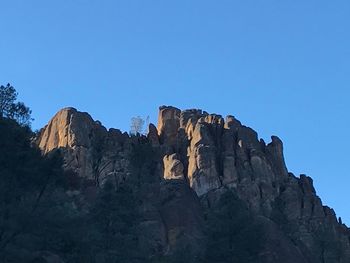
[0,113,147,262]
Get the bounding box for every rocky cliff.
[37,106,350,263]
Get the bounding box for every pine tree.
[0,84,32,126]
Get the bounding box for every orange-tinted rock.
[157,106,180,145]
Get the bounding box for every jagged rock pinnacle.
[36,105,350,262]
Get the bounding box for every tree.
[130,116,145,135]
[203,191,263,263]
[0,117,64,261]
[0,83,32,126]
[88,181,143,263]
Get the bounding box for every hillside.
[1,106,349,263]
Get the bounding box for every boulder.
[163,154,185,180]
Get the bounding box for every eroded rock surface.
[37,107,132,184]
[37,105,350,263]
[163,154,184,180]
[156,105,350,263]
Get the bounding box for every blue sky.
[1,1,349,223]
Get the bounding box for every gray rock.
[37,105,350,262]
[163,153,185,180]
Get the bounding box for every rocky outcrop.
[163,154,184,180]
[37,105,350,263]
[37,107,132,185]
[38,107,95,153]
[147,123,160,146]
[157,106,180,145]
[37,107,204,258]
[156,105,350,263]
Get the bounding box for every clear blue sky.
[1,1,349,223]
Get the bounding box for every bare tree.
[130,116,145,135]
[145,115,150,135]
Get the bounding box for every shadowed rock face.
[37,106,350,262]
[156,105,350,262]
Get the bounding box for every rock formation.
[37,105,350,263]
[163,154,184,180]
[37,107,131,185]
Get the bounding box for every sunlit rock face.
[37,107,130,184]
[157,106,180,145]
[156,105,285,210]
[38,108,96,180]
[38,107,95,153]
[37,107,205,256]
[186,115,223,196]
[156,106,350,263]
[163,153,184,180]
[38,105,350,262]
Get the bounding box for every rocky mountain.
[36,106,350,263]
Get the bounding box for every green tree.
[0,117,64,261]
[88,181,143,263]
[203,191,263,263]
[128,136,159,186]
[0,83,32,126]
